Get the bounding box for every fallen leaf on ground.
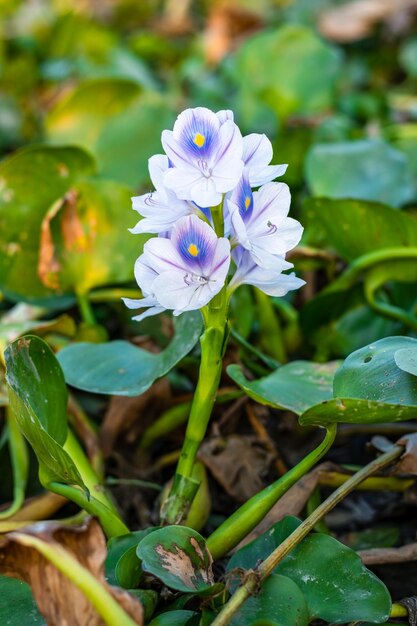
[199,435,274,502]
[0,518,143,626]
[318,0,417,42]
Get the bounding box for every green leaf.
[148,611,199,626]
[37,178,147,295]
[227,361,339,415]
[137,526,214,593]
[230,574,309,626]
[58,312,202,396]
[46,78,176,187]
[305,140,415,207]
[228,517,391,624]
[300,396,417,426]
[300,337,417,426]
[395,347,417,376]
[0,144,95,303]
[233,24,341,120]
[303,198,417,261]
[0,576,45,625]
[333,336,417,404]
[106,528,157,588]
[4,336,85,489]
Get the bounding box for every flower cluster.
[124,107,304,321]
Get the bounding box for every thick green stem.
[11,532,138,626]
[212,444,404,626]
[0,405,29,519]
[207,425,337,560]
[160,197,230,524]
[48,482,129,538]
[161,301,228,524]
[76,292,96,325]
[63,430,119,515]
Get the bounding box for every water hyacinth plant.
[124,106,305,524]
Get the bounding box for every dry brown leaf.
[392,433,417,475]
[318,0,417,43]
[204,2,263,65]
[100,378,171,457]
[0,518,143,626]
[198,435,274,502]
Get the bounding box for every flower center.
[188,243,199,257]
[193,133,205,148]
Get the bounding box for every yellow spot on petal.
[188,243,199,257]
[194,133,205,148]
[245,196,251,210]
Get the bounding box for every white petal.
[216,109,234,123]
[144,237,187,274]
[243,134,272,169]
[251,182,291,225]
[163,166,205,201]
[152,270,211,311]
[189,179,221,207]
[228,200,251,250]
[149,154,169,189]
[248,164,288,187]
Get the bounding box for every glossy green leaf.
[46,79,176,187]
[300,337,417,426]
[148,611,199,626]
[4,336,85,489]
[227,360,340,415]
[395,347,417,376]
[230,574,309,626]
[0,576,45,625]
[0,145,95,303]
[106,528,156,588]
[233,25,341,120]
[300,396,417,426]
[303,198,417,262]
[305,140,415,207]
[137,525,214,593]
[58,311,202,396]
[37,178,147,295]
[333,336,417,404]
[228,517,391,624]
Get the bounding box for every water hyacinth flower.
[124,215,230,319]
[228,180,303,269]
[162,107,244,206]
[125,105,305,526]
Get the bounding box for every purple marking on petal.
[179,109,218,160]
[173,215,216,270]
[232,173,254,222]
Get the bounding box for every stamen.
[267,220,277,234]
[194,133,205,148]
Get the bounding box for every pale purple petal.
[216,110,234,124]
[249,164,288,187]
[149,154,169,189]
[243,134,287,186]
[229,248,304,297]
